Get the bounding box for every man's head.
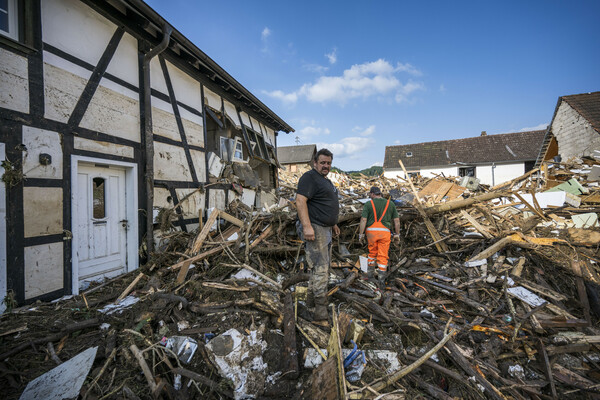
[313,148,333,176]
[369,186,382,198]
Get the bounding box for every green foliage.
[346,166,383,176]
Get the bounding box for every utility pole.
[295,136,300,145]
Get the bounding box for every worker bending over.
[359,186,400,284]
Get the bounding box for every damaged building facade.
[0,0,292,308]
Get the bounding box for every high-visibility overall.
[365,198,391,272]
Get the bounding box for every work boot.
[313,297,329,322]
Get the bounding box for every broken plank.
[191,208,220,254]
[283,292,299,380]
[460,210,493,239]
[249,225,274,249]
[218,210,244,227]
[170,242,234,271]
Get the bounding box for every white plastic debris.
[507,286,546,307]
[98,295,139,315]
[205,328,268,400]
[20,347,98,400]
[165,336,198,364]
[508,364,526,380]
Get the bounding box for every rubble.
[1,157,600,399]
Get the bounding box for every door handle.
[120,219,129,228]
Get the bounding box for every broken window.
[92,177,106,219]
[459,167,475,177]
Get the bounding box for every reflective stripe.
[366,227,390,232]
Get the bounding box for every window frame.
[0,0,18,41]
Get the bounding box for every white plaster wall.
[175,189,205,219]
[208,189,226,210]
[74,137,134,158]
[190,149,207,182]
[166,60,202,111]
[477,163,524,186]
[180,107,204,147]
[240,111,252,128]
[80,77,140,142]
[224,100,241,128]
[42,0,116,67]
[204,87,221,110]
[22,127,63,179]
[250,116,261,132]
[154,142,193,181]
[153,187,172,209]
[552,102,600,161]
[420,166,459,179]
[105,32,139,88]
[23,187,63,238]
[264,126,276,147]
[149,56,168,94]
[0,48,29,113]
[152,103,180,142]
[44,61,90,123]
[383,169,404,180]
[24,242,63,300]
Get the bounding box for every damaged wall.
[0,0,290,306]
[552,101,600,161]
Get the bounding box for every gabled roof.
[96,0,293,133]
[560,91,600,134]
[277,145,316,164]
[384,131,546,169]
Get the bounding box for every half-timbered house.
[0,0,293,309]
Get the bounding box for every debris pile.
[1,159,600,399]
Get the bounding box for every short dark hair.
[314,148,333,161]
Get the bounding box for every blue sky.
[145,0,600,171]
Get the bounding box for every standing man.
[358,187,400,285]
[296,148,340,323]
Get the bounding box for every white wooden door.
[76,163,127,288]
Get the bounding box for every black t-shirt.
[297,169,339,227]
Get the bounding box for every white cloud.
[371,162,383,167]
[395,81,426,103]
[396,62,422,76]
[439,84,446,92]
[303,63,329,74]
[325,48,337,64]
[353,125,376,136]
[261,27,271,41]
[265,59,425,105]
[262,89,298,105]
[519,123,548,132]
[317,136,374,159]
[299,126,331,137]
[394,139,402,144]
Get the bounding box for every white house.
[383,130,546,186]
[0,0,293,307]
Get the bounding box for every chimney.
[481,131,487,136]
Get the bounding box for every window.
[92,177,106,219]
[406,152,413,157]
[233,140,243,161]
[219,137,229,160]
[0,0,18,41]
[459,167,475,177]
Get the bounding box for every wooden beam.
[191,208,220,254]
[398,160,448,252]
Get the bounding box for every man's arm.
[359,217,367,235]
[393,217,401,235]
[296,194,315,241]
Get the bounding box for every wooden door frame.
[70,155,138,295]
[0,143,6,312]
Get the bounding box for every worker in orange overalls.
[358,187,401,285]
